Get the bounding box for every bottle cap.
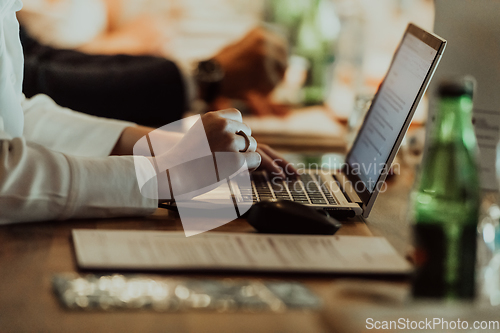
[438,78,475,98]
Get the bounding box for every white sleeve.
[0,136,157,225]
[22,94,135,157]
[0,94,158,224]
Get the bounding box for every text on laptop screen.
[347,33,438,192]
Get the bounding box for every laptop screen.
[346,29,440,194]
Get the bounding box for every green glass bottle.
[411,79,480,300]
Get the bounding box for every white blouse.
[0,0,157,224]
[0,94,158,225]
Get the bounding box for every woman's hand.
[165,109,261,171]
[257,144,298,179]
[201,109,258,159]
[152,109,260,198]
[199,110,298,178]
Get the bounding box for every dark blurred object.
[21,27,187,127]
[437,78,474,98]
[247,200,342,235]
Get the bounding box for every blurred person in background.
[1,0,294,224]
[17,0,288,125]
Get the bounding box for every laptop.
[246,23,446,219]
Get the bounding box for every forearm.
[111,125,184,156]
[110,126,153,156]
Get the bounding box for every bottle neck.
[433,95,476,149]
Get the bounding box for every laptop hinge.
[334,172,362,204]
[331,173,352,203]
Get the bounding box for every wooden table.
[0,169,413,333]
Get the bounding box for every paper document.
[72,230,411,274]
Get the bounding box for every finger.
[259,144,298,177]
[214,108,243,122]
[248,135,258,152]
[257,148,286,179]
[213,151,248,180]
[243,151,262,171]
[226,119,252,137]
[234,133,258,153]
[233,133,257,152]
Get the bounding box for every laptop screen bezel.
[342,23,446,217]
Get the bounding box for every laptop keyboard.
[248,172,337,205]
